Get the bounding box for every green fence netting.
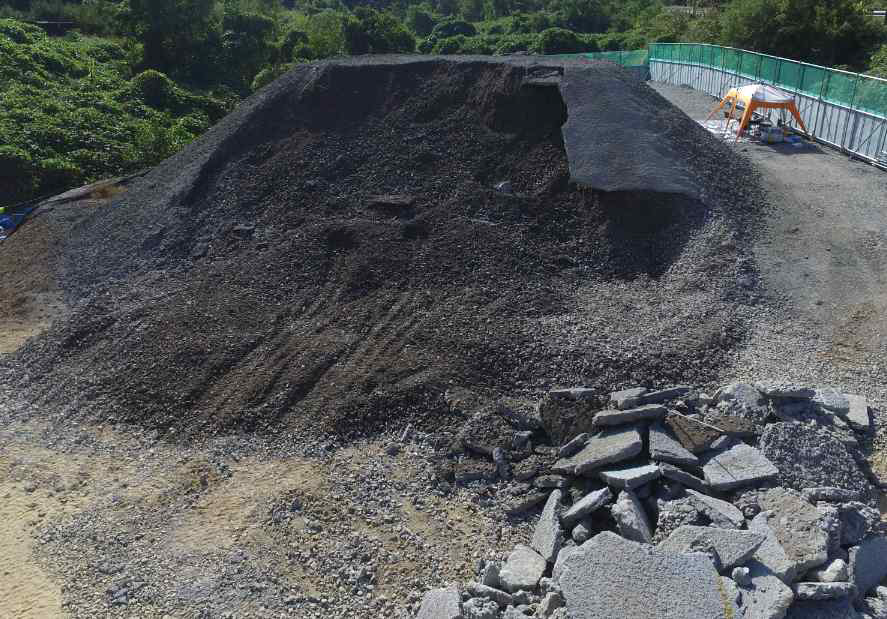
[648,43,887,119]
[559,49,648,67]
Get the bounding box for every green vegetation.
[1,0,885,206]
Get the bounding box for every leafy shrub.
[37,157,81,193]
[131,69,180,110]
[431,18,476,38]
[406,5,436,37]
[494,33,537,54]
[343,7,415,55]
[533,27,593,54]
[0,145,36,203]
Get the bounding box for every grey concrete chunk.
[504,491,550,516]
[416,587,462,619]
[739,559,796,619]
[749,512,796,583]
[758,488,829,576]
[756,382,816,399]
[466,583,513,607]
[649,422,699,467]
[571,426,643,475]
[557,433,588,458]
[571,519,592,544]
[462,597,499,618]
[599,462,660,490]
[759,423,871,495]
[807,559,848,583]
[658,462,708,493]
[611,490,653,544]
[533,475,569,490]
[481,563,501,588]
[715,383,770,422]
[538,590,565,618]
[659,525,766,570]
[814,388,850,414]
[793,582,855,600]
[610,387,647,410]
[592,404,666,428]
[558,531,737,618]
[849,535,887,598]
[802,487,860,503]
[701,442,779,491]
[639,386,691,404]
[844,394,871,432]
[685,489,745,529]
[786,598,864,619]
[531,490,564,563]
[499,545,547,593]
[560,487,612,528]
[551,545,579,584]
[839,502,880,546]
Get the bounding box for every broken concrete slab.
[813,388,850,414]
[759,423,871,495]
[560,487,612,528]
[849,535,887,599]
[649,422,699,467]
[757,488,829,577]
[416,587,462,619]
[658,525,766,570]
[793,582,855,600]
[568,426,643,475]
[558,531,737,618]
[591,404,666,428]
[838,502,880,546]
[466,583,513,607]
[531,490,564,564]
[685,489,745,529]
[609,387,647,410]
[843,394,870,432]
[748,512,796,583]
[715,383,770,422]
[739,559,796,619]
[658,462,708,492]
[663,415,721,453]
[599,463,661,490]
[611,490,653,544]
[499,544,547,593]
[802,487,860,503]
[806,559,848,583]
[557,433,588,458]
[638,386,691,404]
[756,382,816,399]
[701,442,778,491]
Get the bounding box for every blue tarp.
[0,204,39,241]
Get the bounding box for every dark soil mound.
[5,56,760,439]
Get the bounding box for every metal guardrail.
[648,43,887,169]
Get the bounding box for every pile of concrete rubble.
[417,382,886,619]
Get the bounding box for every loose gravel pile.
[3,56,762,440]
[418,381,886,619]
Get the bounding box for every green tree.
[869,43,887,78]
[342,7,414,54]
[119,0,218,73]
[405,5,436,36]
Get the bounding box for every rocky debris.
[759,423,872,496]
[556,426,643,475]
[531,490,564,563]
[785,598,864,619]
[813,388,850,415]
[793,582,855,600]
[748,513,796,583]
[558,532,737,618]
[653,497,706,542]
[466,583,513,608]
[733,566,751,586]
[463,597,499,618]
[701,442,778,491]
[481,563,501,589]
[591,404,666,428]
[806,559,848,583]
[708,414,761,438]
[659,525,765,570]
[757,488,829,577]
[560,487,612,528]
[664,415,721,453]
[557,434,588,458]
[756,383,816,399]
[638,386,691,405]
[715,383,770,422]
[504,492,550,516]
[838,502,879,546]
[549,387,596,402]
[499,545,546,593]
[611,490,653,544]
[417,588,462,619]
[849,535,887,598]
[802,487,860,503]
[533,475,569,490]
[571,519,593,543]
[538,590,565,617]
[609,387,647,410]
[537,397,596,446]
[657,462,709,493]
[844,394,871,432]
[599,462,660,490]
[685,489,745,529]
[649,423,699,467]
[739,559,796,619]
[859,587,887,619]
[455,460,499,484]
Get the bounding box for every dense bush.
[532,27,595,54]
[343,7,414,54]
[431,18,476,38]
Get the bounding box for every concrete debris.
[416,588,462,619]
[748,513,796,583]
[659,525,766,570]
[499,545,547,593]
[785,598,864,619]
[599,462,661,490]
[755,488,829,577]
[504,492,550,516]
[802,487,860,503]
[838,502,880,546]
[533,475,569,489]
[557,433,588,458]
[739,559,796,619]
[638,386,691,404]
[701,441,778,491]
[657,462,709,493]
[843,394,870,432]
[755,382,816,399]
[531,490,564,563]
[793,582,855,600]
[849,535,887,599]
[649,422,699,467]
[558,531,737,618]
[538,396,596,446]
[813,388,850,414]
[609,387,647,410]
[611,490,653,544]
[560,487,612,528]
[685,489,745,529]
[463,597,499,619]
[563,426,643,475]
[591,404,667,428]
[538,590,565,618]
[571,519,592,544]
[715,383,770,422]
[466,583,513,607]
[733,566,751,586]
[663,415,721,453]
[806,559,848,583]
[481,563,501,589]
